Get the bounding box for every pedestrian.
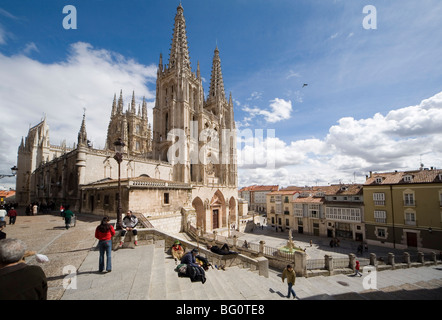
[282,264,297,299]
[0,206,6,222]
[0,221,6,240]
[32,203,38,216]
[95,216,115,273]
[119,210,139,247]
[7,207,17,225]
[354,260,362,277]
[0,238,48,300]
[62,205,75,229]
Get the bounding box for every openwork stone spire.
[168,3,191,70]
[208,46,226,101]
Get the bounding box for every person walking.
[7,207,17,225]
[0,206,6,222]
[32,204,38,216]
[62,205,75,229]
[282,264,297,299]
[95,216,115,273]
[354,260,362,277]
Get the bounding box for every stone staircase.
[62,243,442,300]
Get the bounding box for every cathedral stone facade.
[15,4,238,235]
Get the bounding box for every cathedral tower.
[152,4,237,187]
[106,90,152,156]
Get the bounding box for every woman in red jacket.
[95,216,115,273]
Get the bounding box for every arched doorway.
[210,190,226,230]
[192,197,205,232]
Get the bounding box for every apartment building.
[363,168,442,251]
[239,185,279,213]
[266,190,300,230]
[323,184,365,241]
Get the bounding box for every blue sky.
[1,0,442,189]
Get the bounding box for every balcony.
[374,200,385,206]
[404,219,417,226]
[403,200,415,207]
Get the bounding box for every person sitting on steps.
[119,210,138,248]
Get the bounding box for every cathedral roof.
[82,175,192,190]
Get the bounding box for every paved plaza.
[2,210,442,301]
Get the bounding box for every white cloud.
[242,98,292,124]
[22,42,38,55]
[238,91,442,187]
[0,42,157,187]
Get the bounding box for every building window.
[374,210,387,223]
[404,193,415,206]
[376,227,387,239]
[405,212,416,225]
[375,177,383,184]
[285,219,289,226]
[373,193,385,206]
[309,204,320,218]
[164,192,169,205]
[403,175,413,182]
[293,204,303,217]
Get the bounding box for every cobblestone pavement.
[3,209,101,300]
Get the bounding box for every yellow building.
[363,168,442,252]
[266,190,299,231]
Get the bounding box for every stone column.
[259,240,265,256]
[369,253,377,267]
[349,253,356,271]
[388,253,395,269]
[295,251,307,277]
[232,235,238,250]
[431,252,437,265]
[403,252,411,267]
[325,255,334,274]
[418,252,425,264]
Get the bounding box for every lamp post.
[0,166,18,179]
[113,138,125,230]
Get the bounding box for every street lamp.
[113,138,125,230]
[0,166,18,179]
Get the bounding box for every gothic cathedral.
[15,4,238,235]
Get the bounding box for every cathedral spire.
[131,91,136,114]
[117,89,124,114]
[168,3,191,71]
[77,109,88,147]
[111,93,117,116]
[142,97,147,119]
[208,46,226,101]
